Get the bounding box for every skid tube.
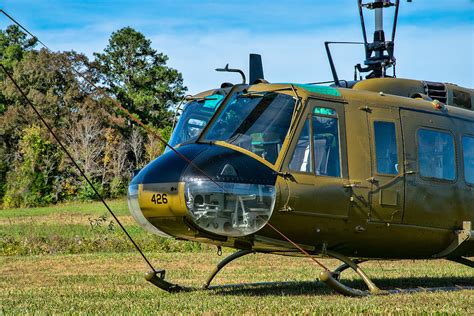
[318,251,383,297]
[145,269,190,293]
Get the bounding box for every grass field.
[1,199,473,314]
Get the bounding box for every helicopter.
[127,0,474,296]
[1,1,471,297]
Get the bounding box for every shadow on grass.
[207,276,474,296]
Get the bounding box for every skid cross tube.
[203,249,255,289]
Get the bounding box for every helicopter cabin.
[276,80,473,242]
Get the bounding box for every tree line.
[0,25,186,208]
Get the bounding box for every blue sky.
[1,0,473,93]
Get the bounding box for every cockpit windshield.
[167,94,224,149]
[202,92,296,164]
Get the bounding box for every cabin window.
[312,107,341,177]
[462,136,474,184]
[374,121,398,175]
[289,119,311,172]
[417,129,456,181]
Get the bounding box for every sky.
[1,0,473,94]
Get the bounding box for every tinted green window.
[313,107,336,116]
[374,122,398,175]
[418,129,455,181]
[462,136,474,184]
[289,119,311,172]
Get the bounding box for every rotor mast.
[356,0,400,79]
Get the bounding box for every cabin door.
[366,106,405,223]
[400,109,460,229]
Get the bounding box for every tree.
[0,26,188,207]
[3,125,61,207]
[0,25,37,71]
[0,25,37,115]
[94,27,186,128]
[129,126,144,167]
[0,49,116,205]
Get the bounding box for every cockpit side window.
[289,119,311,172]
[312,107,341,177]
[288,107,341,177]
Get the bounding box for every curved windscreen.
[203,92,296,164]
[168,94,224,149]
[185,180,276,237]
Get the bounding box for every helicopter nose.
[127,144,278,238]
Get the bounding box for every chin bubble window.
[184,180,276,237]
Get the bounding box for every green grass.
[0,253,473,314]
[0,198,130,218]
[0,199,209,255]
[1,200,473,313]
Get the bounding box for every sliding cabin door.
[400,109,462,229]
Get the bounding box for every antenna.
[249,54,264,84]
[355,0,403,79]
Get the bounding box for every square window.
[418,129,456,181]
[374,122,398,175]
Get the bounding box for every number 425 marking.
[151,193,168,204]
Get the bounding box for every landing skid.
[319,251,383,296]
[144,249,256,293]
[144,250,473,296]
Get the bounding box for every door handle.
[366,177,378,184]
[343,182,369,189]
[369,171,418,192]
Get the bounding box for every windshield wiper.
[238,92,266,99]
[238,87,295,99]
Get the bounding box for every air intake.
[423,81,447,104]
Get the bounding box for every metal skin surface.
[130,81,474,261]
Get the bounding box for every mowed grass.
[1,253,473,314]
[0,200,473,313]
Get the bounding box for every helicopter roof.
[244,80,473,121]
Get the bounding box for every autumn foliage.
[0,25,186,207]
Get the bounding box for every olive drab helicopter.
[127,0,474,296]
[1,0,472,299]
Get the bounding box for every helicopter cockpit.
[128,89,298,238]
[182,90,296,236]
